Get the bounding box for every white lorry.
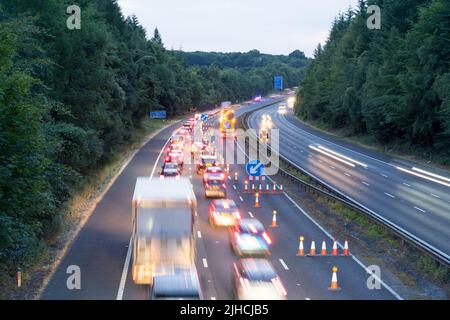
[131,177,197,285]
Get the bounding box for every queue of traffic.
[131,109,286,300]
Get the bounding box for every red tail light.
[262,232,272,245]
[165,156,170,162]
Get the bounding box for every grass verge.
[2,118,171,300]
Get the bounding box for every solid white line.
[203,258,208,268]
[309,145,355,167]
[197,231,202,239]
[384,192,395,199]
[362,181,370,187]
[279,259,289,270]
[239,196,244,202]
[248,211,254,218]
[414,206,426,213]
[412,167,450,183]
[117,135,172,300]
[397,166,450,187]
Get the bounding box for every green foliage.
[297,0,450,162]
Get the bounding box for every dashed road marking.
[381,173,389,178]
[430,193,440,199]
[344,172,351,177]
[414,206,426,213]
[384,192,395,199]
[279,259,289,270]
[362,181,370,186]
[329,166,336,170]
[248,211,254,218]
[233,185,237,190]
[305,297,311,300]
[403,182,411,187]
[203,258,208,268]
[239,196,244,202]
[197,231,202,238]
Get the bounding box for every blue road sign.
[201,113,208,121]
[150,110,167,119]
[246,160,265,177]
[274,76,283,90]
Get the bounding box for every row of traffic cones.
[244,180,283,193]
[297,237,350,257]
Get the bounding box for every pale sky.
[117,0,358,57]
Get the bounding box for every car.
[229,219,271,257]
[170,134,185,146]
[259,128,269,142]
[203,166,225,183]
[167,143,183,155]
[191,141,207,154]
[232,258,287,300]
[150,266,203,300]
[160,162,181,178]
[197,155,217,173]
[165,151,184,167]
[204,176,227,198]
[209,199,240,227]
[278,104,287,114]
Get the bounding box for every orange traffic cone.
[244,181,249,193]
[273,182,277,193]
[328,266,341,291]
[234,172,238,182]
[266,184,270,194]
[297,236,305,256]
[343,239,350,256]
[259,184,262,193]
[271,210,278,228]
[254,193,260,208]
[251,183,255,192]
[321,239,327,256]
[279,184,283,192]
[331,238,338,256]
[308,240,316,256]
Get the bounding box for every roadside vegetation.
[0,0,309,298]
[296,0,450,165]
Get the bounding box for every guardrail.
[238,106,450,267]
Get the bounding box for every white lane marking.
[203,258,208,268]
[305,297,311,300]
[414,206,426,213]
[194,211,198,217]
[430,193,440,199]
[248,211,254,218]
[279,259,289,270]
[211,297,216,300]
[384,192,395,199]
[197,231,202,239]
[362,181,370,186]
[117,134,172,300]
[228,176,231,180]
[403,182,411,187]
[381,173,389,178]
[282,192,403,300]
[329,166,336,170]
[239,196,244,202]
[318,159,323,163]
[232,185,237,190]
[344,172,351,177]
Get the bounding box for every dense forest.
[296,0,450,163]
[0,0,308,292]
[177,50,309,98]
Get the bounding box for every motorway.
[41,96,399,300]
[248,103,450,263]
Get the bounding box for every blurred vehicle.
[232,259,287,300]
[209,199,240,227]
[160,162,180,178]
[131,178,196,285]
[191,141,207,154]
[259,128,269,142]
[182,121,194,132]
[197,154,217,173]
[219,108,236,138]
[221,101,232,108]
[151,266,203,300]
[230,219,271,257]
[165,151,184,167]
[278,104,287,114]
[204,176,227,198]
[203,166,225,183]
[287,96,296,108]
[170,134,185,146]
[167,143,183,155]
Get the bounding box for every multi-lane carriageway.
[41,97,400,300]
[248,103,450,264]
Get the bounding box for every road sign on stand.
[246,160,265,177]
[200,113,208,122]
[274,76,283,90]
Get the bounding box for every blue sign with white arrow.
[200,113,208,121]
[246,160,265,177]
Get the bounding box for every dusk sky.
[117,0,359,57]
